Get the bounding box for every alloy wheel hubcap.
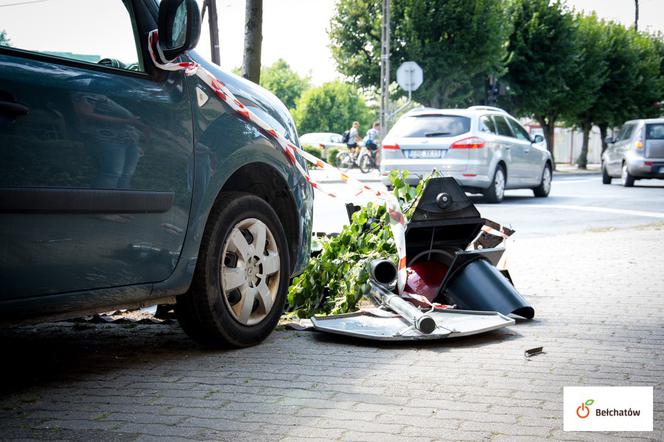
[220,218,280,326]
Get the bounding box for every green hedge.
[302,144,322,160]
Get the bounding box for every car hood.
[189,51,299,143]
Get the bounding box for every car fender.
[151,55,312,299]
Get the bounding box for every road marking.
[506,204,664,219]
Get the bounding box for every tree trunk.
[536,116,556,168]
[599,124,609,155]
[576,121,591,169]
[242,0,263,84]
[206,0,220,65]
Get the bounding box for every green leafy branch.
[286,170,430,318]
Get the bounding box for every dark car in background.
[0,0,313,347]
[602,118,664,187]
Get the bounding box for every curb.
[311,168,601,183]
[553,171,601,177]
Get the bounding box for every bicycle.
[358,145,379,174]
[336,146,360,172]
[336,144,378,174]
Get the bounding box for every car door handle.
[0,100,29,119]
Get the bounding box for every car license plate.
[404,149,442,159]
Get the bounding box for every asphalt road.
[313,172,664,238]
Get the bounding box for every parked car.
[602,118,664,187]
[380,106,553,203]
[0,0,313,347]
[299,132,345,157]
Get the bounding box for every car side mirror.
[604,136,615,145]
[158,0,201,62]
[532,134,544,144]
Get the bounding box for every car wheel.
[484,165,506,203]
[337,152,352,171]
[359,154,372,174]
[621,163,634,187]
[602,162,612,185]
[176,192,290,348]
[533,163,552,197]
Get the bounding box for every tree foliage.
[328,0,664,160]
[560,14,610,168]
[329,0,509,108]
[590,24,664,152]
[562,14,610,125]
[292,80,374,135]
[502,0,581,163]
[650,33,664,114]
[260,59,310,111]
[0,30,10,46]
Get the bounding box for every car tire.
[176,192,290,348]
[602,162,612,185]
[359,154,372,174]
[484,165,506,203]
[533,163,552,197]
[621,163,635,187]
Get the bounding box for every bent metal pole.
[368,281,437,334]
[368,260,436,334]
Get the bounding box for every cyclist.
[347,121,362,157]
[363,121,381,162]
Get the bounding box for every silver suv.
[380,106,553,203]
[602,118,664,187]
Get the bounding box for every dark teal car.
[0,0,313,347]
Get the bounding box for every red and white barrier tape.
[148,31,408,292]
[401,291,453,310]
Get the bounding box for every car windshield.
[646,124,664,140]
[389,115,470,138]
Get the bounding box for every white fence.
[553,126,604,165]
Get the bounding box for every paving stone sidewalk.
[1,225,662,441]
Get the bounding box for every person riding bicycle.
[346,121,362,157]
[363,121,380,160]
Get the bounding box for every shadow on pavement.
[0,322,203,395]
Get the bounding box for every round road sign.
[396,61,423,92]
